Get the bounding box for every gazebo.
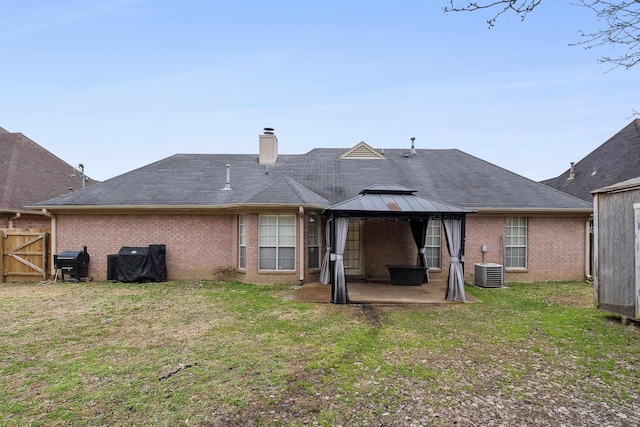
[320,185,476,304]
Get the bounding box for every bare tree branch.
[571,1,640,70]
[443,1,640,69]
[443,1,543,28]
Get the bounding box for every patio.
[295,280,480,304]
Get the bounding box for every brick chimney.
[259,127,278,165]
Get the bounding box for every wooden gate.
[1,228,51,282]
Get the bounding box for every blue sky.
[1,0,638,182]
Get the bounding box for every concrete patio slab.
[295,280,479,304]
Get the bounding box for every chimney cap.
[264,127,275,135]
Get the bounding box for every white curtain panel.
[443,218,466,302]
[319,218,331,284]
[333,217,349,304]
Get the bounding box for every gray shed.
[592,177,640,323]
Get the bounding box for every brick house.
[34,130,592,285]
[541,119,640,202]
[541,119,640,279]
[1,126,98,229]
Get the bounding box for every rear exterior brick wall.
[55,211,321,285]
[359,215,588,283]
[53,211,589,284]
[56,214,237,281]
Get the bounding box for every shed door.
[344,220,363,275]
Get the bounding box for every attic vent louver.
[339,141,386,160]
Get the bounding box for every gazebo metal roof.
[322,185,476,218]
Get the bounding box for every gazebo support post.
[329,213,336,303]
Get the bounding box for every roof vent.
[567,162,575,181]
[410,137,416,155]
[222,164,232,190]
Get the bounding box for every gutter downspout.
[299,206,305,283]
[585,217,593,281]
[42,209,56,277]
[8,212,20,228]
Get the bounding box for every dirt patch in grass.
[1,282,73,298]
[1,282,147,298]
[547,292,594,308]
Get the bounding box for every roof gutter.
[470,207,593,215]
[28,203,331,213]
[0,208,51,216]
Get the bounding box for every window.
[425,219,441,269]
[308,214,320,269]
[505,217,527,268]
[238,215,247,269]
[259,215,296,270]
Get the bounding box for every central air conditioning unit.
[474,263,504,288]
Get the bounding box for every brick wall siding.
[359,215,588,283]
[55,212,321,285]
[54,211,588,285]
[1,215,51,229]
[56,213,237,281]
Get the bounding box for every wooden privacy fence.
[1,228,51,282]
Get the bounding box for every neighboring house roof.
[36,143,591,212]
[0,127,99,212]
[541,119,640,202]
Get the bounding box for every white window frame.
[307,214,320,270]
[258,214,296,271]
[238,215,247,269]
[505,217,527,269]
[425,219,442,269]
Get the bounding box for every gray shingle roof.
[541,119,640,202]
[1,129,99,211]
[36,146,591,211]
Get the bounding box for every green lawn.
[1,280,638,426]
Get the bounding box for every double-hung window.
[259,215,296,270]
[505,217,527,268]
[425,219,442,269]
[238,215,247,269]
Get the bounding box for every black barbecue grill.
[54,246,90,282]
[107,244,167,283]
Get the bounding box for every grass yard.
[1,280,639,426]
